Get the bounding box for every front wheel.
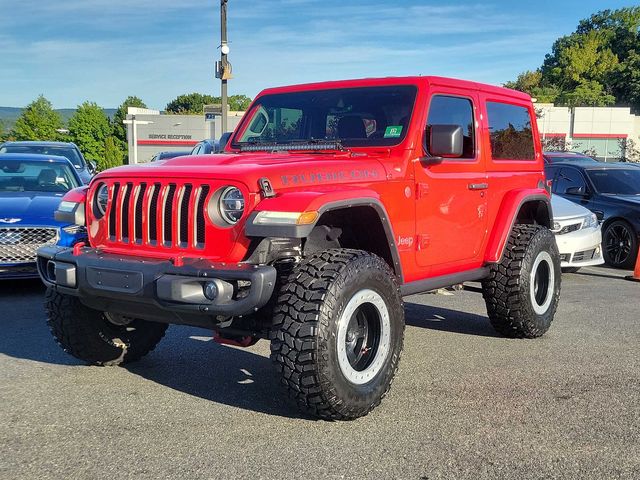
[603,220,637,269]
[45,289,168,365]
[482,225,561,338]
[270,249,404,420]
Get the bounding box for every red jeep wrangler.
[38,77,561,420]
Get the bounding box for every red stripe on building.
[137,139,198,146]
[571,133,628,139]
[542,133,566,138]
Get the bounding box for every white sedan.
[551,195,604,273]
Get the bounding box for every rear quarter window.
[486,102,535,160]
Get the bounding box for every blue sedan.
[0,153,87,279]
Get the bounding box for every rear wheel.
[482,225,561,338]
[603,220,637,269]
[270,249,404,420]
[45,288,167,365]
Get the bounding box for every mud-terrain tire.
[482,224,561,338]
[602,220,637,269]
[270,249,404,420]
[45,288,167,365]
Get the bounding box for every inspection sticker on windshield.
[384,126,403,138]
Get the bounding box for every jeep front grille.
[0,227,58,264]
[104,181,210,249]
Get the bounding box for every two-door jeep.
[38,76,561,419]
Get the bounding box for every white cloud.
[0,1,556,108]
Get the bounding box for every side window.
[426,95,475,158]
[486,102,535,160]
[555,168,587,195]
[191,144,202,155]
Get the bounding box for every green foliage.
[166,93,251,114]
[102,136,125,171]
[228,94,252,111]
[619,138,640,163]
[68,102,112,167]
[504,71,560,103]
[12,95,64,141]
[166,93,218,114]
[506,7,640,111]
[559,80,616,107]
[112,96,146,143]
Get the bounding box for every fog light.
[204,281,218,300]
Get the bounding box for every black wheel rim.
[533,260,551,307]
[344,303,381,372]
[605,224,632,266]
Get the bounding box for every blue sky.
[0,0,632,109]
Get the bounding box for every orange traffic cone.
[626,244,640,283]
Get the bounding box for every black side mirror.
[217,132,233,152]
[565,186,587,196]
[429,124,463,157]
[88,161,97,173]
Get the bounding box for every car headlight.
[62,225,87,235]
[93,183,109,219]
[581,213,598,230]
[218,186,245,225]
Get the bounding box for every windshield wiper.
[239,139,344,152]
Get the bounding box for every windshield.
[587,169,640,195]
[233,85,417,149]
[0,145,84,168]
[0,160,80,193]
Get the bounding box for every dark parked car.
[0,141,95,183]
[150,150,190,162]
[545,161,640,269]
[0,153,87,278]
[190,132,233,155]
[543,151,598,164]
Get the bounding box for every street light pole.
[220,0,229,134]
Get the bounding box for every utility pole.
[220,0,229,134]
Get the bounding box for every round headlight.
[94,183,109,218]
[218,186,245,224]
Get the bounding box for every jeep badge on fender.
[38,76,560,420]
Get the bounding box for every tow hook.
[213,332,259,348]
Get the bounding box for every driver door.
[414,92,488,273]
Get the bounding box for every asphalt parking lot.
[1,266,638,480]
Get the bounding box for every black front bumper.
[37,246,277,326]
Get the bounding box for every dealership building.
[125,103,640,164]
[125,107,244,163]
[535,103,640,161]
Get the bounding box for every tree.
[112,96,147,144]
[506,7,640,111]
[165,92,252,114]
[228,94,252,111]
[619,138,640,163]
[12,95,63,141]
[68,102,112,168]
[102,136,125,171]
[165,93,218,114]
[558,80,616,107]
[504,71,560,103]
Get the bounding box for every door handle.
[468,183,488,191]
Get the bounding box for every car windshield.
[587,169,640,195]
[232,85,417,150]
[0,160,80,193]
[0,145,84,168]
